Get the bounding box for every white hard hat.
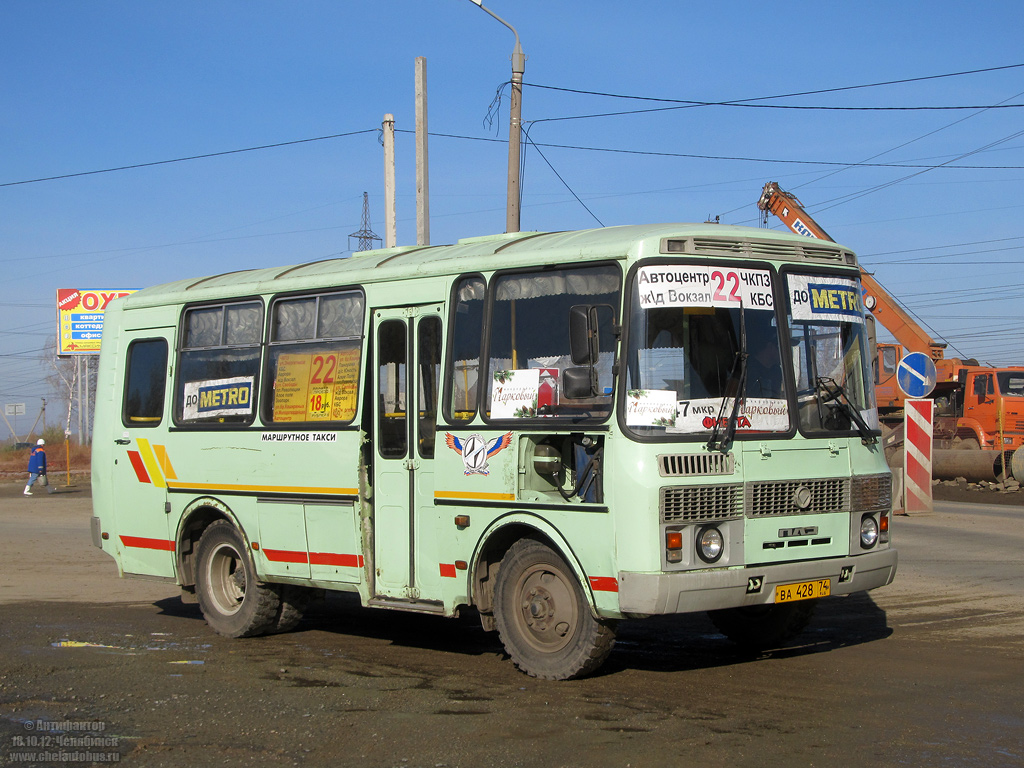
[37,438,45,446]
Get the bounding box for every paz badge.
[445,432,513,475]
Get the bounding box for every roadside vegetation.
[0,426,91,481]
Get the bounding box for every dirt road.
[1,482,1022,767]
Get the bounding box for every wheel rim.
[512,562,579,654]
[206,541,246,616]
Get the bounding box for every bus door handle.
[115,439,131,445]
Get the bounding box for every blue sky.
[2,1,1023,438]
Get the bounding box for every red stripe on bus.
[309,552,363,568]
[127,451,150,484]
[120,535,175,552]
[439,563,457,579]
[589,577,619,593]
[262,549,309,564]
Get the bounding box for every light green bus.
[91,223,896,679]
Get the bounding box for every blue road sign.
[897,352,937,398]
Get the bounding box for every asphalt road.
[1,481,1022,767]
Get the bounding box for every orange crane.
[757,182,1024,451]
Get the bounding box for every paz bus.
[91,223,897,680]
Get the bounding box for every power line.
[525,63,1024,106]
[0,129,377,188]
[522,133,604,227]
[402,129,1024,170]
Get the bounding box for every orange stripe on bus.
[152,443,177,480]
[165,481,358,496]
[439,563,457,578]
[434,490,516,502]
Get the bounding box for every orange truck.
[757,182,1024,451]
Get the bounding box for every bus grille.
[658,452,735,477]
[665,236,849,263]
[660,484,744,523]
[746,478,850,517]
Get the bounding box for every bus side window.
[447,276,485,423]
[378,320,407,459]
[123,339,169,426]
[264,291,364,425]
[176,301,263,426]
[418,316,442,458]
[484,264,621,421]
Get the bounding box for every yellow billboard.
[57,289,136,355]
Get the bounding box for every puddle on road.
[48,633,212,670]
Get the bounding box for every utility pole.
[415,57,430,246]
[467,0,525,233]
[76,356,84,445]
[383,114,397,248]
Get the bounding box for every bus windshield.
[624,262,790,437]
[785,272,878,435]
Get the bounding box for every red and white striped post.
[904,399,934,515]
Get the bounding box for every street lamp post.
[467,0,525,233]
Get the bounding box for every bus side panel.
[162,431,365,586]
[92,304,179,580]
[91,305,122,573]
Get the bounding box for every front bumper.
[617,548,897,615]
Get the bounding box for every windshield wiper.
[816,377,877,444]
[707,307,748,454]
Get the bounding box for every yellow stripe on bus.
[435,490,516,502]
[135,438,166,489]
[165,481,358,496]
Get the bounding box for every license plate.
[775,578,831,603]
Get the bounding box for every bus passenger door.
[107,330,177,579]
[371,305,443,602]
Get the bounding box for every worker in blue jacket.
[24,439,54,495]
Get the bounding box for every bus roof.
[119,223,855,309]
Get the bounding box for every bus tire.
[195,520,279,638]
[494,539,616,680]
[269,585,315,634]
[708,600,817,652]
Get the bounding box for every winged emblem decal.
[445,432,514,475]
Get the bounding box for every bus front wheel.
[195,520,280,638]
[494,539,617,680]
[708,600,817,652]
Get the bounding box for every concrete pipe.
[889,448,1005,483]
[933,449,1005,483]
[1012,446,1024,483]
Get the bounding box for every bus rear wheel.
[269,585,316,634]
[494,539,616,680]
[195,520,279,638]
[708,600,817,652]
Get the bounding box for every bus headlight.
[860,514,879,549]
[696,526,724,563]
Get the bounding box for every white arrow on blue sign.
[897,351,937,398]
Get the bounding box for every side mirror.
[563,367,598,399]
[569,305,599,366]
